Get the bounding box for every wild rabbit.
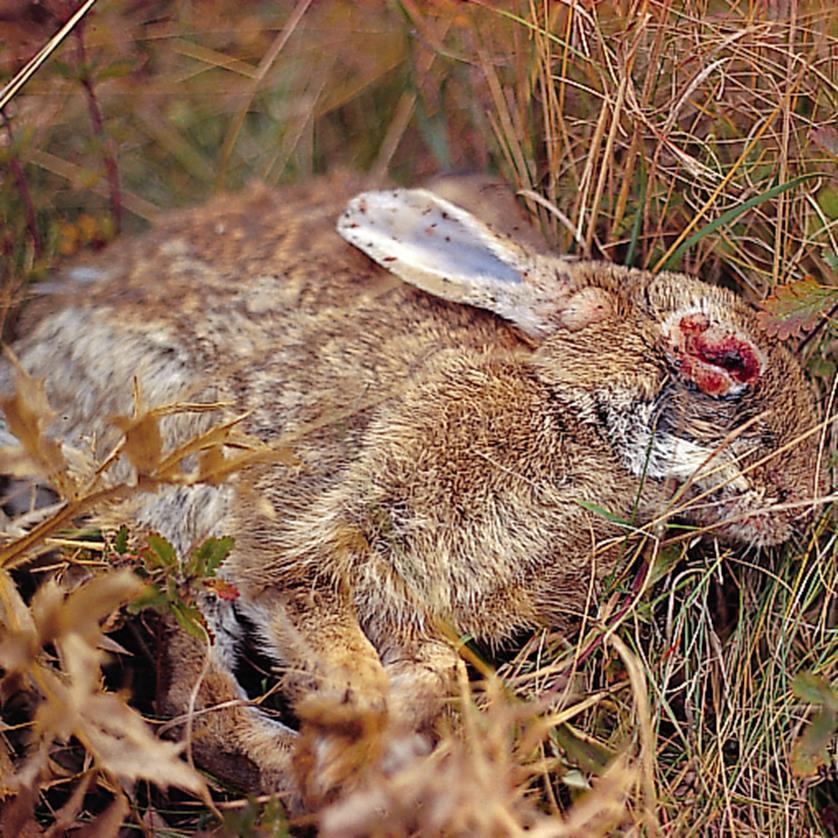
[1,174,824,806]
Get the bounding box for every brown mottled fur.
[3,175,822,806]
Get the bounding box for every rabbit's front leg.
[263,586,390,714]
[255,587,428,804]
[380,632,464,733]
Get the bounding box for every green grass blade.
[661,173,823,271]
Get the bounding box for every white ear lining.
[337,189,532,312]
[338,189,527,278]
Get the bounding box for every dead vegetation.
[0,1,835,834]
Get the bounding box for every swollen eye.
[696,340,760,382]
[671,314,763,397]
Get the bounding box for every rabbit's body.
[4,175,823,803]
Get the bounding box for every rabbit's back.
[7,177,524,550]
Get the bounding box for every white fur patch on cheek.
[650,434,749,491]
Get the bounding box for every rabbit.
[1,172,825,807]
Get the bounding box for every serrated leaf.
[792,672,838,709]
[143,534,177,569]
[756,276,838,340]
[189,536,235,578]
[0,365,77,497]
[54,570,143,644]
[111,411,163,475]
[4,571,206,796]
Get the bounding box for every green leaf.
[144,534,177,569]
[50,61,75,80]
[792,672,838,710]
[576,500,633,528]
[756,277,838,340]
[648,544,684,585]
[552,723,616,775]
[128,583,169,614]
[113,525,129,555]
[189,535,235,578]
[791,707,837,776]
[816,184,838,221]
[171,601,209,641]
[661,174,823,270]
[95,59,137,82]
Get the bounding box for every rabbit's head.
[637,275,824,546]
[339,187,825,547]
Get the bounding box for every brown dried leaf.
[0,365,76,497]
[0,785,41,838]
[76,689,206,793]
[5,570,206,796]
[30,571,145,649]
[28,631,206,793]
[59,571,145,644]
[756,276,838,340]
[0,570,39,673]
[155,413,246,478]
[195,443,299,484]
[111,411,163,476]
[0,739,16,799]
[74,792,129,838]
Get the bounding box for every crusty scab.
[666,311,765,398]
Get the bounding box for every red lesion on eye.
[674,314,762,396]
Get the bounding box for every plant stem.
[74,22,122,234]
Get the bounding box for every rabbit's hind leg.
[159,606,299,802]
[253,587,439,806]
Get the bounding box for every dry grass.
[0,0,835,835]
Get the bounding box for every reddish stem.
[2,117,43,259]
[73,22,122,234]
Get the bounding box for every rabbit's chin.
[689,494,797,548]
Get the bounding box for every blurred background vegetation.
[0,0,835,834]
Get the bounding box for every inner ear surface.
[339,189,525,286]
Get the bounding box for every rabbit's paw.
[292,689,430,808]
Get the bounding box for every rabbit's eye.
[667,312,764,398]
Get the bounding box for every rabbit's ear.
[338,189,557,337]
[665,312,765,397]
